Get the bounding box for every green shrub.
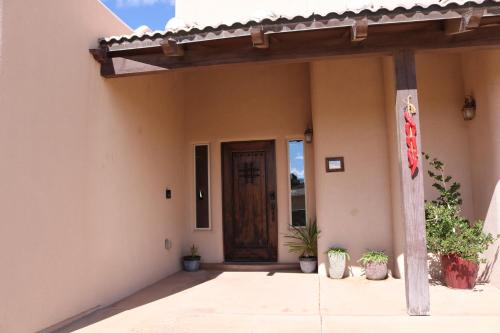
[327,247,350,260]
[423,154,498,263]
[284,221,320,258]
[358,251,389,266]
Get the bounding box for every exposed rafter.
[351,17,368,42]
[250,26,270,49]
[89,48,108,64]
[445,7,485,34]
[92,17,500,78]
[161,38,185,56]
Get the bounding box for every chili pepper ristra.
[404,96,418,178]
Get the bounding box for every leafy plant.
[423,153,498,263]
[358,250,389,266]
[327,247,350,260]
[284,221,320,258]
[188,244,200,258]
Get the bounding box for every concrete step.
[201,262,300,272]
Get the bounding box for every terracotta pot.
[365,262,388,280]
[441,254,478,289]
[299,256,317,273]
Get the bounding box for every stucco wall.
[461,49,500,287]
[0,1,185,332]
[311,53,477,277]
[417,53,475,220]
[311,57,394,276]
[182,63,314,263]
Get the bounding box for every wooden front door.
[222,140,278,262]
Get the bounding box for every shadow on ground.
[53,270,222,333]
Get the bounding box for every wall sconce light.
[304,128,313,143]
[463,96,476,121]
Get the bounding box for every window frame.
[193,143,212,231]
[286,138,308,228]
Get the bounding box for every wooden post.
[393,50,430,316]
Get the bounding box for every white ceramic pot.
[299,257,317,273]
[328,253,346,279]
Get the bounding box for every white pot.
[299,257,317,273]
[328,253,347,279]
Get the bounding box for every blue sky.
[101,0,175,31]
[289,141,305,180]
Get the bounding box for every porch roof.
[91,0,500,77]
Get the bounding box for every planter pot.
[328,253,346,279]
[299,256,317,273]
[183,256,201,272]
[365,262,388,280]
[441,254,478,289]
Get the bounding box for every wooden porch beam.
[89,48,108,64]
[98,23,500,78]
[445,7,485,34]
[351,17,368,42]
[393,50,430,316]
[250,26,270,49]
[161,38,184,56]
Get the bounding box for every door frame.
[221,139,278,262]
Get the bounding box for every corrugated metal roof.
[102,0,500,49]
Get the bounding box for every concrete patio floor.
[54,270,500,333]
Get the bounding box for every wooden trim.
[250,26,270,49]
[286,139,308,228]
[193,143,211,231]
[161,38,185,56]
[351,17,368,42]
[98,22,500,78]
[325,157,345,173]
[393,50,430,316]
[89,48,108,64]
[445,7,485,34]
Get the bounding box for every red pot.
[441,254,478,289]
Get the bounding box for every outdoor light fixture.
[304,128,313,143]
[463,95,476,121]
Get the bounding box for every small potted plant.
[327,247,350,279]
[424,154,498,289]
[284,221,320,273]
[183,244,201,272]
[358,251,389,280]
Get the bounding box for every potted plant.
[284,221,320,273]
[327,247,350,279]
[424,154,498,289]
[183,244,201,272]
[358,251,389,280]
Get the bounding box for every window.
[288,140,307,227]
[194,144,210,229]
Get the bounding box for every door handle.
[269,191,276,221]
[269,191,276,200]
[198,189,204,200]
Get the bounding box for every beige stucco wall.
[461,49,500,287]
[311,53,477,278]
[1,2,499,331]
[417,53,475,219]
[182,63,314,263]
[311,57,394,276]
[0,1,185,332]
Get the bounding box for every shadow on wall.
[53,271,222,333]
[479,247,499,283]
[478,181,500,285]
